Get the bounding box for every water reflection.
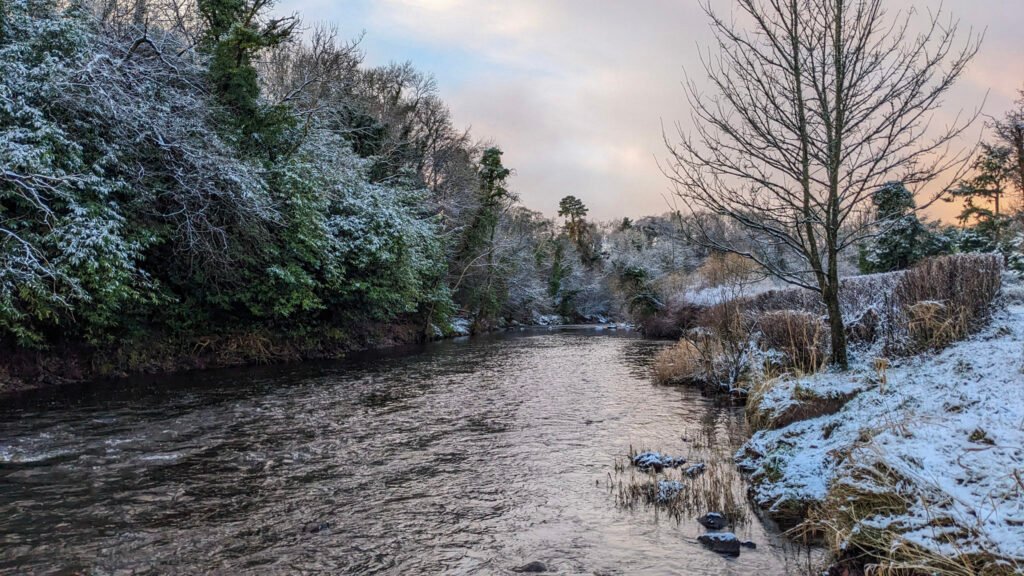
[0,330,818,575]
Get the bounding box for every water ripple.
[0,331,815,575]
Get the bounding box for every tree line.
[3,0,1021,379]
[0,0,705,376]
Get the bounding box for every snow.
[656,479,685,502]
[631,451,687,471]
[450,317,472,336]
[738,295,1024,563]
[683,278,782,306]
[699,532,739,542]
[530,312,563,326]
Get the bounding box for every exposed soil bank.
[0,320,630,396]
[0,322,421,396]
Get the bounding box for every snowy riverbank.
[737,282,1024,572]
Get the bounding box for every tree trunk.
[1013,126,1024,203]
[823,283,848,369]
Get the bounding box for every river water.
[0,329,815,575]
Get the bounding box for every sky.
[275,0,1024,221]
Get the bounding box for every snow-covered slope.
[739,290,1024,567]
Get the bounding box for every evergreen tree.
[558,195,588,242]
[949,144,1015,231]
[453,147,515,324]
[860,183,944,273]
[558,195,602,265]
[991,89,1024,206]
[198,0,296,157]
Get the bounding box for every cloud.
[277,0,1022,221]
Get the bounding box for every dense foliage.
[858,183,949,274]
[0,0,666,373]
[0,0,452,354]
[1,0,1020,381]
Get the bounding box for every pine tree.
[948,144,1015,240]
[860,183,942,273]
[558,195,588,242]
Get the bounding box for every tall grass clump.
[756,310,829,374]
[653,297,755,393]
[799,456,1022,576]
[653,339,704,385]
[887,254,1002,354]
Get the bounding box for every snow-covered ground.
[683,278,784,306]
[738,286,1024,566]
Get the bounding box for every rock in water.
[656,480,684,502]
[697,512,729,530]
[741,541,757,549]
[697,532,741,557]
[682,463,706,477]
[631,451,686,472]
[514,561,547,573]
[302,521,329,534]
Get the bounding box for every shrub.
[756,310,829,373]
[888,253,1002,353]
[653,339,704,384]
[697,252,762,287]
[704,293,768,336]
[693,300,754,390]
[638,299,704,339]
[653,333,741,391]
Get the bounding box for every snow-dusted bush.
[0,0,453,359]
[0,0,149,346]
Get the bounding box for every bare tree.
[665,0,980,368]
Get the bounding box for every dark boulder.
[514,561,547,573]
[697,532,741,557]
[302,521,329,534]
[697,512,729,530]
[682,463,706,477]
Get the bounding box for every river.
[0,328,816,575]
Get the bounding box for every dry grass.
[797,451,1022,576]
[904,300,970,351]
[744,375,780,431]
[612,446,748,526]
[653,339,704,385]
[888,254,1002,355]
[652,297,754,391]
[698,252,763,288]
[757,310,829,373]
